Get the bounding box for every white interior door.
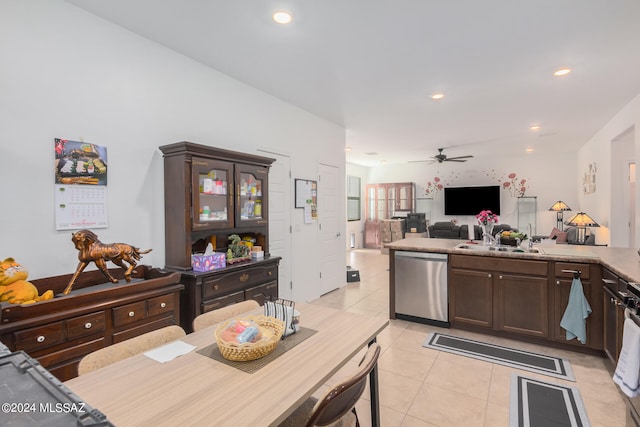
[260,150,292,300]
[318,163,344,295]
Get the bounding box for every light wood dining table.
[64,302,388,427]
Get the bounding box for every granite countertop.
[385,238,640,283]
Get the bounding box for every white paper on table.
[144,340,196,363]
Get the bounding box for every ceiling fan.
[411,148,474,164]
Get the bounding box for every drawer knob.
[499,275,503,280]
[240,273,249,282]
[85,322,92,329]
[129,311,135,317]
[37,335,45,343]
[268,271,272,276]
[556,280,561,285]
[213,285,219,291]
[487,273,492,278]
[160,302,167,308]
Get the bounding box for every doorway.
[611,126,636,248]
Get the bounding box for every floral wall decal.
[424,176,444,197]
[501,172,529,198]
[582,162,597,195]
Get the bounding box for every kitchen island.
[386,238,640,357]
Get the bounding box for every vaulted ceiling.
[67,0,640,166]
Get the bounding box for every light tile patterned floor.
[309,249,628,427]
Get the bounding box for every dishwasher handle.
[395,251,448,261]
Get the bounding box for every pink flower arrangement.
[476,210,499,225]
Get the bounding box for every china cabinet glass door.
[191,158,233,230]
[235,164,268,227]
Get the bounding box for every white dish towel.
[613,316,640,397]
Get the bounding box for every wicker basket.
[215,315,285,361]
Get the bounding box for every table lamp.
[549,201,572,230]
[564,212,599,244]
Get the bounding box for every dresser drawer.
[14,322,64,352]
[201,291,245,314]
[202,264,278,299]
[113,300,147,327]
[66,311,105,340]
[148,294,174,317]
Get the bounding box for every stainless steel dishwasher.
[394,251,449,326]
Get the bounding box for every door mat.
[510,374,590,427]
[423,333,575,381]
[196,327,317,374]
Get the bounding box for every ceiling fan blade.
[445,159,468,162]
[445,155,474,160]
[408,159,436,164]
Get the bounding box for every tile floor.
[309,249,628,427]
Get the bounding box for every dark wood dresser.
[0,266,183,381]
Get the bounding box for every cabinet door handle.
[37,335,45,343]
[602,279,616,285]
[84,322,92,329]
[556,280,561,285]
[499,275,503,280]
[129,311,135,317]
[267,271,272,276]
[160,302,167,308]
[488,273,492,278]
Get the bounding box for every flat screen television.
[444,185,501,216]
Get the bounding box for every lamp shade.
[549,201,572,212]
[564,212,600,227]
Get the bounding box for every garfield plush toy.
[0,258,53,304]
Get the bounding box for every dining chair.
[279,343,381,427]
[77,325,186,375]
[192,299,260,332]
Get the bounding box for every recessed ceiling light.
[553,68,571,77]
[273,11,293,24]
[345,147,352,152]
[431,93,444,100]
[526,147,534,153]
[529,125,540,131]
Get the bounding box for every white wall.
[577,93,640,247]
[0,0,346,300]
[368,152,577,237]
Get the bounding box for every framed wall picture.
[295,178,317,209]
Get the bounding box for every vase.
[481,223,494,246]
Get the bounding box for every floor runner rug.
[423,332,575,381]
[510,374,590,427]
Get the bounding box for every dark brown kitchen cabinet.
[551,262,603,351]
[449,255,549,338]
[496,273,549,338]
[449,267,494,328]
[602,268,627,366]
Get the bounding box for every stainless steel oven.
[623,282,640,426]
